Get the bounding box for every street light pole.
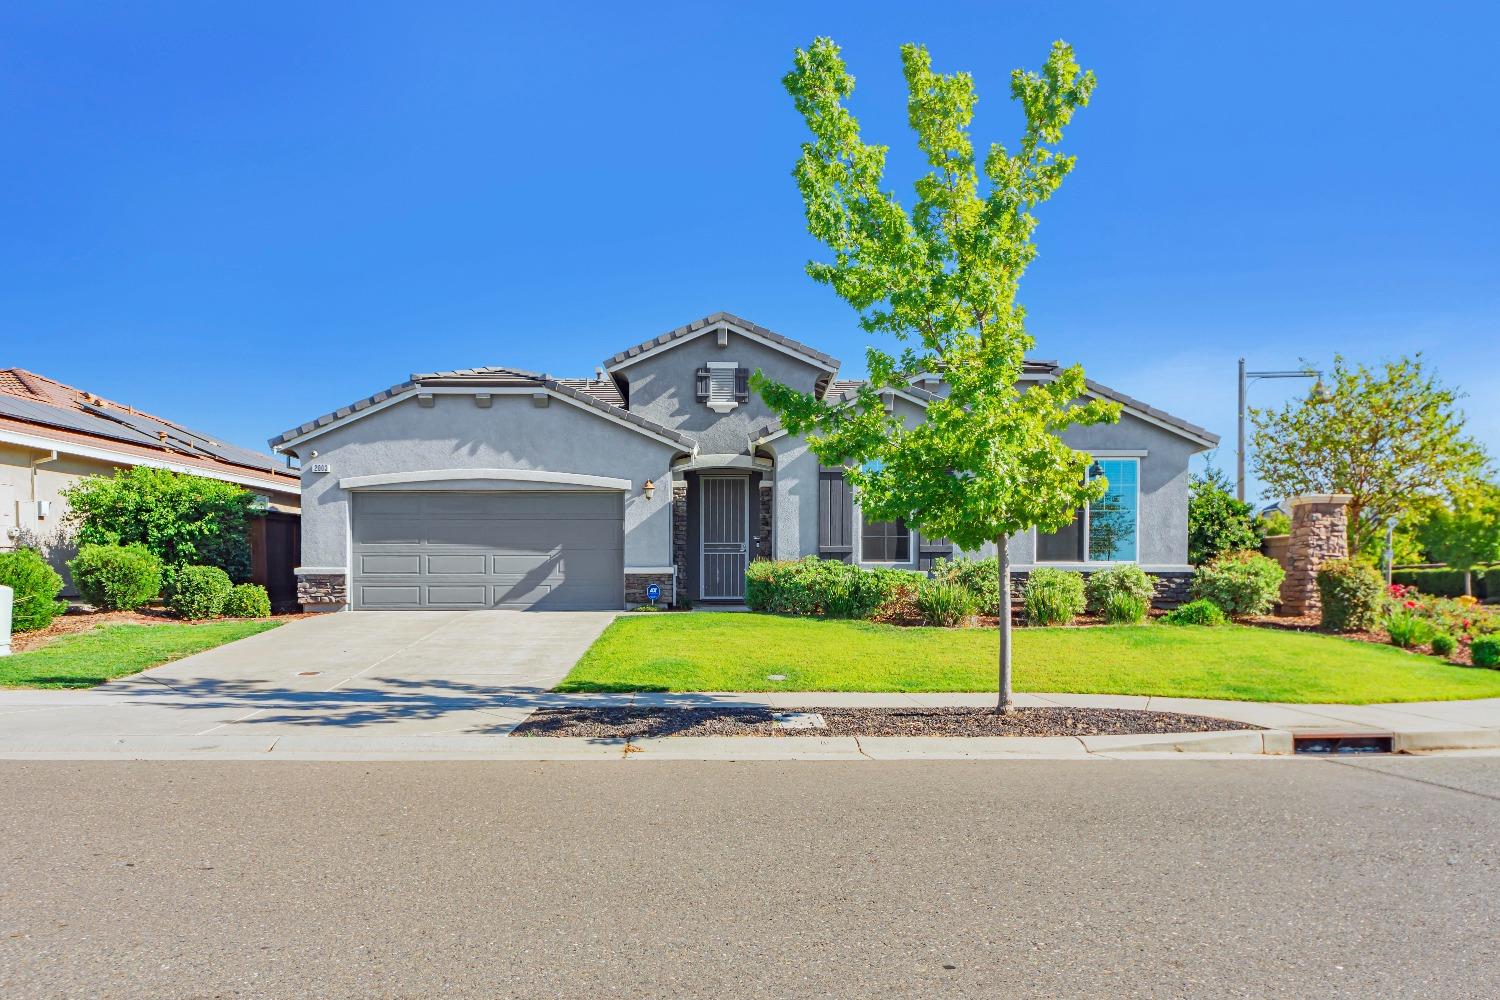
[1235,361,1329,504]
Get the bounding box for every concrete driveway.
[0,612,618,753]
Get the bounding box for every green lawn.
[1,621,281,689]
[557,613,1500,704]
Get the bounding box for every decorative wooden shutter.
[916,533,954,571]
[695,367,711,402]
[818,467,854,562]
[734,366,750,402]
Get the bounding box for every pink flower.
[1404,600,1417,609]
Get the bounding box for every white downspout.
[30,449,59,503]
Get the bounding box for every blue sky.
[2,1,1495,502]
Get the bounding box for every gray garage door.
[352,491,624,610]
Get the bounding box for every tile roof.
[269,367,693,450]
[0,367,297,489]
[603,311,841,371]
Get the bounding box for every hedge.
[1390,565,1497,600]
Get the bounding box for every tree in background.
[1188,462,1261,565]
[1250,355,1487,555]
[61,467,256,585]
[1419,481,1500,596]
[756,38,1118,711]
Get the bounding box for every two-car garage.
[350,491,625,611]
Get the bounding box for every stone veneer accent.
[297,572,348,608]
[758,483,773,559]
[1278,494,1352,617]
[671,482,689,600]
[625,571,675,608]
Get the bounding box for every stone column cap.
[1289,493,1354,507]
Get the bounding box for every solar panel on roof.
[0,394,165,450]
[78,402,279,472]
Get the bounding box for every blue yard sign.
[645,583,661,606]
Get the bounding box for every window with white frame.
[861,513,911,562]
[1035,458,1139,563]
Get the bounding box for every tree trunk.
[1465,569,1473,598]
[996,536,1014,714]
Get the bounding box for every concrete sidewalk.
[3,681,1499,760]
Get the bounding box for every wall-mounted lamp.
[643,479,656,501]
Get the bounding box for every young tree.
[756,38,1119,711]
[1250,355,1487,555]
[1188,462,1261,565]
[1419,481,1500,596]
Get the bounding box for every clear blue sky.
[3,1,1495,503]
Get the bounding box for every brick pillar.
[1278,494,1352,617]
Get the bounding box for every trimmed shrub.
[1084,564,1156,617]
[0,548,67,632]
[1190,550,1285,617]
[68,543,163,611]
[167,565,233,620]
[930,557,1000,615]
[1022,568,1086,626]
[1316,559,1384,633]
[1102,590,1149,625]
[1473,637,1500,668]
[1384,608,1434,650]
[1430,632,1457,658]
[223,583,271,619]
[1390,566,1495,600]
[1161,599,1227,627]
[915,581,975,627]
[744,558,919,620]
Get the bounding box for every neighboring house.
[0,368,301,601]
[270,312,1218,611]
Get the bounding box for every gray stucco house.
[270,312,1218,611]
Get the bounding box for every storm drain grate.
[1294,734,1394,754]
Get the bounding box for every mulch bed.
[511,706,1260,739]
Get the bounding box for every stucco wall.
[294,391,684,574]
[617,329,829,455]
[764,405,1200,570]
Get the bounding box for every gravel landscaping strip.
[511,706,1261,739]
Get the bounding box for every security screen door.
[699,476,748,600]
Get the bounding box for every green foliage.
[930,556,1000,615]
[1258,511,1291,536]
[167,565,233,620]
[1250,355,1488,554]
[0,548,67,632]
[61,467,256,585]
[1160,600,1227,627]
[914,580,976,627]
[1473,638,1500,668]
[223,583,271,619]
[1188,464,1261,565]
[744,558,919,619]
[1084,564,1155,616]
[1315,559,1385,633]
[67,544,163,612]
[1430,632,1456,658]
[1022,568,1086,626]
[1390,566,1491,599]
[1190,550,1285,617]
[1101,591,1148,625]
[756,37,1118,556]
[1418,482,1500,595]
[1384,607,1434,650]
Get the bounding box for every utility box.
[34,499,52,521]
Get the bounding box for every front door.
[700,475,748,600]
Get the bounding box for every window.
[1035,458,1139,563]
[861,515,910,562]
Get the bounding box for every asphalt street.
[2,756,1498,998]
